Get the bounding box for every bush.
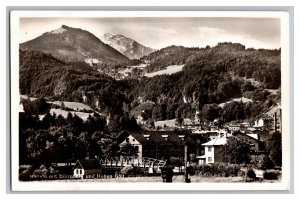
[263,170,281,180]
[169,157,183,166]
[194,163,241,177]
[246,168,256,181]
[120,165,144,177]
[256,155,275,170]
[19,166,32,181]
[238,170,246,177]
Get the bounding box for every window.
[133,138,135,142]
[208,157,212,162]
[76,169,79,174]
[208,147,212,152]
[79,169,82,174]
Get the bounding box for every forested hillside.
[20,41,281,126]
[19,50,133,115]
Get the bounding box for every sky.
[20,17,281,50]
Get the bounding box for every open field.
[50,101,93,111]
[20,95,93,111]
[218,97,253,108]
[145,65,185,77]
[39,108,93,121]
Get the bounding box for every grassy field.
[218,97,253,108]
[145,65,185,77]
[39,108,92,121]
[50,101,93,111]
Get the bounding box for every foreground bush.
[263,169,281,180]
[246,168,256,181]
[194,163,241,177]
[19,165,33,181]
[120,165,145,177]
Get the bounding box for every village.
[23,103,281,183]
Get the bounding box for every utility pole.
[184,143,188,182]
[184,144,188,169]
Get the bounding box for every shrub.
[120,165,133,175]
[120,165,144,177]
[193,163,241,177]
[32,169,44,176]
[256,155,275,170]
[169,157,183,166]
[19,166,32,181]
[246,168,256,181]
[238,170,246,177]
[263,170,281,180]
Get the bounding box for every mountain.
[102,33,155,59]
[20,25,129,64]
[19,50,129,112]
[19,41,281,125]
[141,43,280,76]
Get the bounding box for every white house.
[196,137,227,164]
[73,159,102,179]
[120,134,143,160]
[254,119,264,128]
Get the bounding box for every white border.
[10,10,290,192]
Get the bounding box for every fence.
[100,156,166,169]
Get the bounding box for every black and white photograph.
[9,10,291,191]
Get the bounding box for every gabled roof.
[73,159,101,170]
[202,137,227,146]
[119,130,196,146]
[265,105,281,117]
[246,134,258,140]
[232,131,260,142]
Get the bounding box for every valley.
[18,24,282,183]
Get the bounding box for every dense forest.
[20,42,281,125]
[141,43,280,89]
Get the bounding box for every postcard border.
[7,7,294,193]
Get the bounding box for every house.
[192,129,230,141]
[118,130,197,161]
[73,159,102,179]
[232,131,264,152]
[227,124,240,132]
[194,110,200,125]
[265,104,282,133]
[197,137,227,164]
[254,118,264,128]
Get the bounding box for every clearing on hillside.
[144,64,185,77]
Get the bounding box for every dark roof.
[119,130,196,146]
[232,132,260,143]
[73,159,101,170]
[112,131,130,143]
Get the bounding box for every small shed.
[73,159,102,179]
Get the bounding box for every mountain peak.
[102,33,155,59]
[104,32,117,37]
[20,26,129,63]
[61,24,70,29]
[50,26,67,34]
